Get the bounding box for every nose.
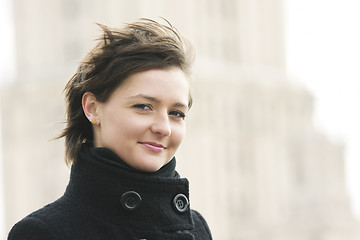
[151,112,171,136]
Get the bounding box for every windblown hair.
[59,18,195,165]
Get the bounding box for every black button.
[173,193,189,213]
[120,191,142,212]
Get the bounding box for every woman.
[8,19,212,240]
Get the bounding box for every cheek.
[109,116,141,137]
[100,111,131,142]
[171,124,186,146]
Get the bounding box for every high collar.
[63,145,193,233]
[86,144,177,177]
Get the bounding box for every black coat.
[8,147,212,240]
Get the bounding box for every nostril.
[151,118,171,136]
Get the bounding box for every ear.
[82,92,101,124]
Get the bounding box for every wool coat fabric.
[8,146,212,240]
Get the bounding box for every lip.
[139,142,166,153]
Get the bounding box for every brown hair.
[59,18,194,165]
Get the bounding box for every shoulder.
[8,215,59,240]
[8,198,69,240]
[190,209,213,239]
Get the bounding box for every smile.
[139,142,166,153]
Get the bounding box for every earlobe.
[82,92,100,124]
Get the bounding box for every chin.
[140,164,164,172]
[132,160,166,173]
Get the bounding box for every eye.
[132,104,152,111]
[169,110,186,120]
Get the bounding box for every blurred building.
[1,0,360,239]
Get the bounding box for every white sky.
[285,0,360,219]
[0,0,359,237]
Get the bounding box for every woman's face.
[93,67,189,172]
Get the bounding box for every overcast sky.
[286,0,360,219]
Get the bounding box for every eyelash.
[169,110,186,119]
[133,104,152,111]
[132,104,186,120]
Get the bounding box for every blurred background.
[1,0,360,239]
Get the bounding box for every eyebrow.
[128,94,188,108]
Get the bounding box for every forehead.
[110,67,189,102]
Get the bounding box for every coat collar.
[63,146,194,233]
